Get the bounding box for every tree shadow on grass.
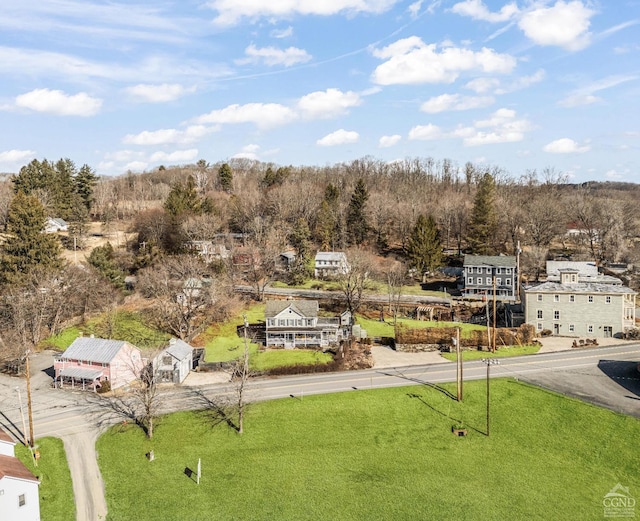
[597,360,640,399]
[190,388,239,432]
[406,391,484,436]
[377,369,457,400]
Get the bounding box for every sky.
[0,0,638,182]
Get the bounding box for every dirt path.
[63,429,107,521]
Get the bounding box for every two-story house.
[462,255,518,302]
[314,252,349,279]
[264,300,351,349]
[54,337,144,390]
[522,268,636,338]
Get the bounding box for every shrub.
[97,380,111,394]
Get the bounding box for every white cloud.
[558,94,600,107]
[124,161,148,172]
[420,93,494,113]
[408,108,532,145]
[237,44,312,67]
[271,26,293,38]
[15,88,102,116]
[317,129,359,146]
[451,0,518,23]
[371,37,516,85]
[543,138,590,153]
[408,124,443,140]
[379,134,401,147]
[297,88,362,119]
[518,1,595,51]
[209,0,398,26]
[495,69,546,94]
[125,83,191,103]
[465,77,500,93]
[558,74,638,107]
[123,125,216,145]
[232,144,261,160]
[0,149,35,164]
[194,103,298,129]
[408,1,423,18]
[149,149,199,163]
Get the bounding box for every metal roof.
[59,367,104,380]
[265,300,319,318]
[315,251,347,262]
[61,337,129,364]
[546,261,598,276]
[523,281,636,294]
[165,338,193,361]
[463,255,516,268]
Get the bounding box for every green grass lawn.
[97,379,640,521]
[16,438,75,521]
[357,315,486,339]
[42,311,170,351]
[197,303,333,371]
[271,279,449,298]
[441,344,541,361]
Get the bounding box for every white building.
[154,338,193,384]
[0,429,40,521]
[314,252,349,279]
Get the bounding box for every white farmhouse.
[0,429,40,521]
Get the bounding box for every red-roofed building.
[0,428,40,520]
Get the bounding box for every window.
[19,494,25,507]
[554,295,559,302]
[496,268,501,274]
[588,295,594,303]
[569,295,575,302]
[537,294,543,302]
[588,325,594,333]
[537,323,543,331]
[486,277,492,285]
[537,310,543,319]
[506,278,511,285]
[569,325,575,332]
[496,278,502,285]
[605,296,611,304]
[476,267,482,274]
[468,277,473,284]
[554,311,560,320]
[477,278,482,284]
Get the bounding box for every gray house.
[462,255,518,302]
[314,252,349,279]
[522,269,636,338]
[154,338,193,383]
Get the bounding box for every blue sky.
[0,0,638,182]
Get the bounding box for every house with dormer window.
[264,300,351,349]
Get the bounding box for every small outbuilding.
[154,338,193,384]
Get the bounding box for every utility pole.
[492,275,497,353]
[482,358,500,436]
[455,327,462,401]
[25,353,35,448]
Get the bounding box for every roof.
[165,338,193,361]
[315,251,347,262]
[59,367,104,380]
[61,337,130,364]
[0,428,15,445]
[0,454,39,483]
[265,300,319,318]
[546,261,597,276]
[463,255,516,268]
[524,281,636,295]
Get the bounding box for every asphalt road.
[0,343,639,521]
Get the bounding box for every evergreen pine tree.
[467,172,498,254]
[218,163,233,192]
[406,214,441,276]
[0,192,62,285]
[74,164,99,212]
[346,178,369,246]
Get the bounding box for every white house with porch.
[154,338,193,384]
[264,300,351,349]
